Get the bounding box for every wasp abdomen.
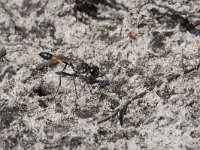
[39,52,53,60]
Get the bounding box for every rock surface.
[0,0,200,149]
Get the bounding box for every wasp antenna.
[39,52,53,60]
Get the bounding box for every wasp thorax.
[76,63,90,74]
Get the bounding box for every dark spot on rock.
[190,130,200,138]
[106,35,122,45]
[0,48,6,59]
[150,31,166,53]
[143,77,158,91]
[163,31,174,37]
[5,135,19,149]
[110,99,119,110]
[167,74,180,82]
[14,25,28,38]
[36,6,45,17]
[20,1,42,17]
[32,85,47,97]
[54,38,63,46]
[158,116,164,120]
[63,0,128,22]
[156,85,175,99]
[137,22,147,28]
[126,67,144,77]
[38,100,48,108]
[20,103,28,111]
[75,106,99,118]
[0,66,16,82]
[119,60,131,67]
[20,130,36,149]
[70,137,83,148]
[29,20,56,39]
[0,106,19,131]
[100,60,115,69]
[98,127,108,136]
[98,79,110,88]
[55,103,63,113]
[111,79,128,98]
[107,130,139,142]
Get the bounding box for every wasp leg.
[59,64,67,86]
[55,72,79,77]
[69,63,78,74]
[69,63,79,107]
[73,75,78,100]
[54,64,67,100]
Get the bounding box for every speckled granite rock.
[0,0,200,149]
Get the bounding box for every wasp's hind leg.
[70,64,78,102]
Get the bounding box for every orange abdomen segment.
[50,56,60,62]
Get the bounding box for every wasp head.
[90,66,99,78]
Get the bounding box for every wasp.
[39,52,99,77]
[38,52,99,99]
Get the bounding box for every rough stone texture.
[0,0,200,149]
